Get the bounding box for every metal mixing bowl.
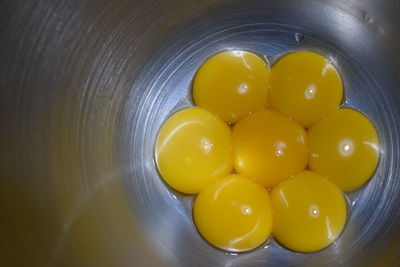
[1,0,399,266]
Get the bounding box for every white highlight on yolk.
[236,158,245,169]
[296,134,306,144]
[232,50,244,57]
[325,217,335,241]
[232,50,252,69]
[279,190,289,207]
[304,84,316,100]
[309,205,320,218]
[321,64,334,77]
[199,137,213,154]
[275,141,287,157]
[228,221,261,247]
[241,205,252,215]
[238,83,249,94]
[338,139,354,157]
[363,141,380,152]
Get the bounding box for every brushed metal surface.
[1,0,399,266]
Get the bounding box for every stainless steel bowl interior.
[1,0,399,266]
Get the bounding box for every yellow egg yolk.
[232,110,308,188]
[308,108,380,192]
[269,51,343,127]
[271,171,347,253]
[193,50,271,124]
[155,108,232,194]
[193,174,273,252]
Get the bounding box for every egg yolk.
[268,51,343,127]
[155,108,232,194]
[193,174,273,252]
[232,110,308,188]
[193,50,271,124]
[271,171,347,253]
[308,108,380,192]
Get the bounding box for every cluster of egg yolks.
[269,51,343,127]
[308,108,380,192]
[271,171,347,253]
[155,108,232,194]
[155,49,380,253]
[193,50,270,124]
[232,110,308,188]
[194,174,273,252]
